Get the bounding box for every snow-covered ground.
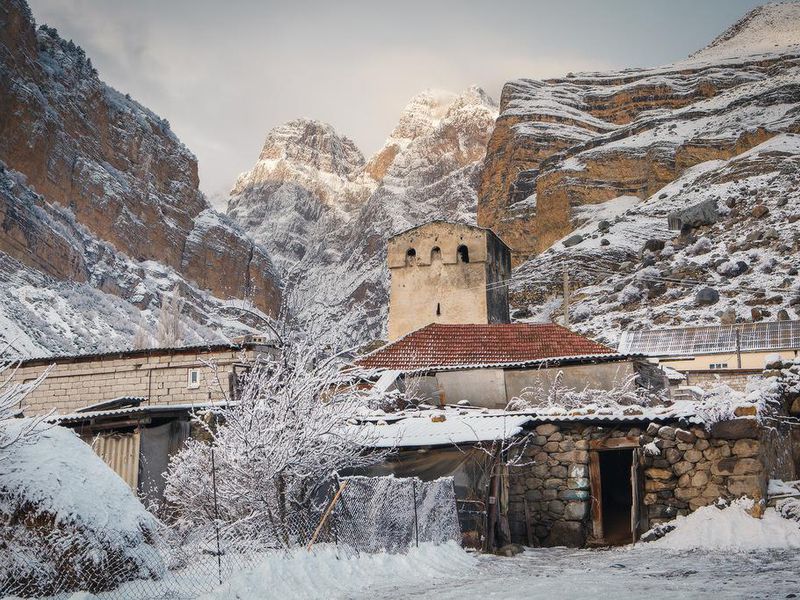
[364,545,800,600]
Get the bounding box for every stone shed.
[507,412,795,548]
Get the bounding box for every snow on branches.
[163,342,391,546]
[505,370,662,415]
[0,344,52,450]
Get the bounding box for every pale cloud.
[27,0,765,199]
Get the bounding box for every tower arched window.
[430,246,442,263]
[405,248,417,265]
[457,244,470,263]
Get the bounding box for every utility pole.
[563,269,570,328]
[735,329,742,369]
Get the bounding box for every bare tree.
[131,316,151,350]
[155,286,185,348]
[163,341,390,546]
[0,344,52,450]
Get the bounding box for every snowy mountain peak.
[690,2,800,62]
[388,87,497,142]
[255,118,365,179]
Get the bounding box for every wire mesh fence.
[1,474,461,599]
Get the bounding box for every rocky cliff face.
[228,87,497,344]
[479,2,800,262]
[496,3,800,343]
[0,0,280,355]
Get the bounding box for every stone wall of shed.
[508,419,772,547]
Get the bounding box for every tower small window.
[436,302,441,316]
[457,245,470,263]
[405,248,417,265]
[431,246,442,263]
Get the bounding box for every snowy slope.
[513,134,800,345]
[689,2,800,63]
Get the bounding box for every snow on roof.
[619,321,800,357]
[358,323,618,372]
[352,403,703,449]
[17,342,256,366]
[352,412,533,448]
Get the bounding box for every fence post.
[412,479,419,548]
[210,447,223,585]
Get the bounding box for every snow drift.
[0,420,164,596]
[200,541,475,600]
[647,498,800,551]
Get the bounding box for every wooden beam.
[588,450,604,543]
[590,436,639,450]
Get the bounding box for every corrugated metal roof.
[14,342,266,366]
[358,323,618,371]
[619,320,800,357]
[352,405,699,448]
[398,353,635,375]
[50,402,229,425]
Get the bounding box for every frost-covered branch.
[0,344,53,450]
[164,341,392,545]
[505,371,661,414]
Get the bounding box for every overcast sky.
[28,0,768,203]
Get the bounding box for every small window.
[457,245,469,263]
[430,246,442,263]
[188,369,200,389]
[709,363,728,370]
[405,248,417,265]
[436,302,441,316]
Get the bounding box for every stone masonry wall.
[641,420,768,526]
[508,418,771,547]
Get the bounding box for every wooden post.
[524,499,535,547]
[588,450,603,544]
[307,481,348,551]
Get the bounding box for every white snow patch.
[650,498,800,551]
[199,541,475,600]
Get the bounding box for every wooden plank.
[307,481,348,551]
[630,448,641,545]
[590,436,640,450]
[588,450,604,543]
[524,499,535,547]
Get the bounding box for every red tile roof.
[357,323,617,371]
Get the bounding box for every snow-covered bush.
[0,420,164,596]
[618,284,642,305]
[506,371,662,414]
[164,342,391,547]
[687,236,713,256]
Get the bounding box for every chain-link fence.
[1,474,461,599]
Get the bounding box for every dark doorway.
[599,449,633,545]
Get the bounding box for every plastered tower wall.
[386,222,511,340]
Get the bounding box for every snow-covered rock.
[0,420,164,595]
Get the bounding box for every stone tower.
[386,221,511,341]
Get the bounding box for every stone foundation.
[508,418,776,547]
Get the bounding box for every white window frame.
[709,363,728,370]
[187,368,201,389]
